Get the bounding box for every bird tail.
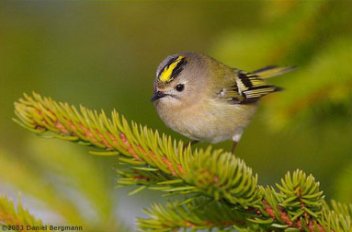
[250,65,296,79]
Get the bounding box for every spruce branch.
[13,93,352,231]
[138,198,251,232]
[0,196,44,232]
[14,93,260,208]
[257,171,325,231]
[320,201,352,232]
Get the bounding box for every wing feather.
[216,69,284,104]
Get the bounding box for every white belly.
[157,99,257,143]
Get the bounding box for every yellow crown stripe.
[159,56,184,82]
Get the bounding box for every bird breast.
[156,98,257,143]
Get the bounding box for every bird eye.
[175,84,185,92]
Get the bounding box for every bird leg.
[183,140,198,150]
[231,128,244,154]
[231,141,238,154]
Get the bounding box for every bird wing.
[217,69,282,104]
[249,65,295,79]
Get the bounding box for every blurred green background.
[1,0,351,231]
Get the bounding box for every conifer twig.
[13,92,352,231]
[0,196,44,232]
[14,92,259,207]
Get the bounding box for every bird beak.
[151,91,167,102]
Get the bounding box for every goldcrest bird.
[151,52,293,152]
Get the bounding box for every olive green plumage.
[152,52,293,152]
